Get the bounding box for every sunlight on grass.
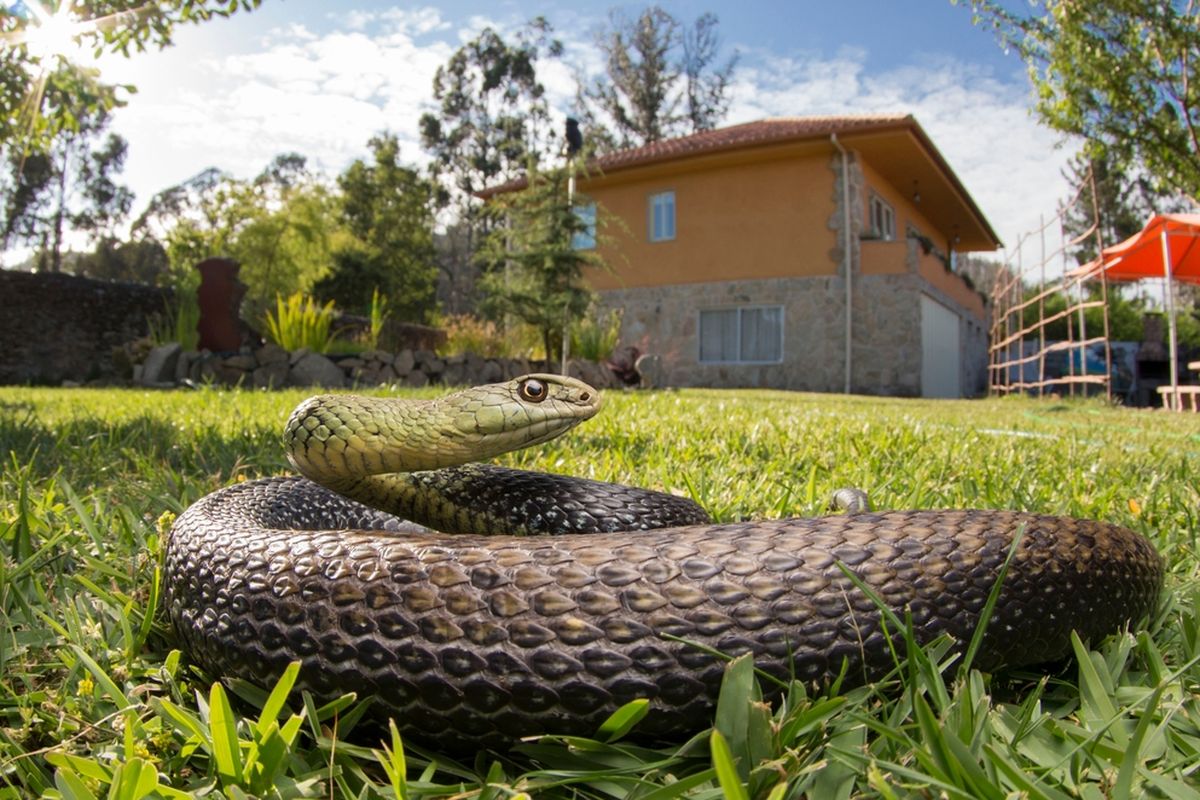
[0,385,1197,797]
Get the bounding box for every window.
[868,193,895,240]
[699,306,784,364]
[572,203,596,250]
[649,191,675,242]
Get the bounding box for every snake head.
[285,375,604,478]
[442,374,602,453]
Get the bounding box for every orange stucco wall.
[858,160,985,320]
[582,151,837,290]
[918,253,986,319]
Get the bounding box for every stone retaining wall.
[134,342,625,391]
[0,270,172,385]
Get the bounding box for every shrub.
[366,287,390,350]
[147,291,200,351]
[436,315,534,359]
[264,292,340,353]
[570,308,623,361]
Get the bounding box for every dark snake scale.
[165,376,1164,748]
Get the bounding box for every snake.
[165,374,1164,748]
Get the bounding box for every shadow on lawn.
[0,406,287,488]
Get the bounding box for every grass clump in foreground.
[0,385,1198,798]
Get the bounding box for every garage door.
[921,294,961,398]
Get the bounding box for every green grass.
[1,385,1198,798]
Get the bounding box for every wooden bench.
[1157,384,1200,411]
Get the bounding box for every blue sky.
[69,1,1070,254]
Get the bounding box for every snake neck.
[323,465,712,536]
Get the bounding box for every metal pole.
[562,166,576,377]
[1088,162,1113,402]
[831,134,853,394]
[1161,226,1179,410]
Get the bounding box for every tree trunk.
[49,141,70,273]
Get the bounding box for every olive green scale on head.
[285,374,601,485]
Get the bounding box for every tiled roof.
[592,114,913,172]
[478,115,914,197]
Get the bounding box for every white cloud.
[90,6,1068,256]
[726,48,1074,250]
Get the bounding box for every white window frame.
[698,305,785,365]
[868,192,896,241]
[649,190,676,242]
[572,202,596,250]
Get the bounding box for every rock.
[442,361,467,386]
[635,353,666,389]
[361,349,392,365]
[608,345,641,385]
[289,352,345,387]
[140,343,182,385]
[416,350,445,375]
[289,347,311,366]
[189,354,205,382]
[393,349,415,377]
[223,353,257,371]
[568,359,619,390]
[480,358,504,383]
[255,343,288,365]
[253,362,289,389]
[404,369,429,388]
[174,351,195,383]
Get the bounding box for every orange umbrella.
[1075,213,1200,284]
[1072,214,1200,408]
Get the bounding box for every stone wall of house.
[0,270,172,385]
[599,271,987,397]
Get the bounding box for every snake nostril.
[580,391,591,402]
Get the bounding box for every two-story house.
[490,114,1001,397]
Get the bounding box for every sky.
[33,0,1077,257]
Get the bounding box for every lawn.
[1,384,1198,798]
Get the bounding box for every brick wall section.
[0,271,171,385]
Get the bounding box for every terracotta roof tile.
[479,115,913,197]
[593,114,913,172]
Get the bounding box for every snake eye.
[519,378,548,403]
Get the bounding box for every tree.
[1,1,261,155]
[419,20,562,315]
[966,0,1200,201]
[1029,285,1145,342]
[419,19,561,208]
[682,13,737,134]
[576,6,737,150]
[315,133,438,322]
[231,154,341,319]
[135,157,341,316]
[475,164,608,363]
[1,75,133,272]
[1057,150,1192,266]
[73,236,169,284]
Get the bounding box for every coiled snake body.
[165,375,1164,747]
